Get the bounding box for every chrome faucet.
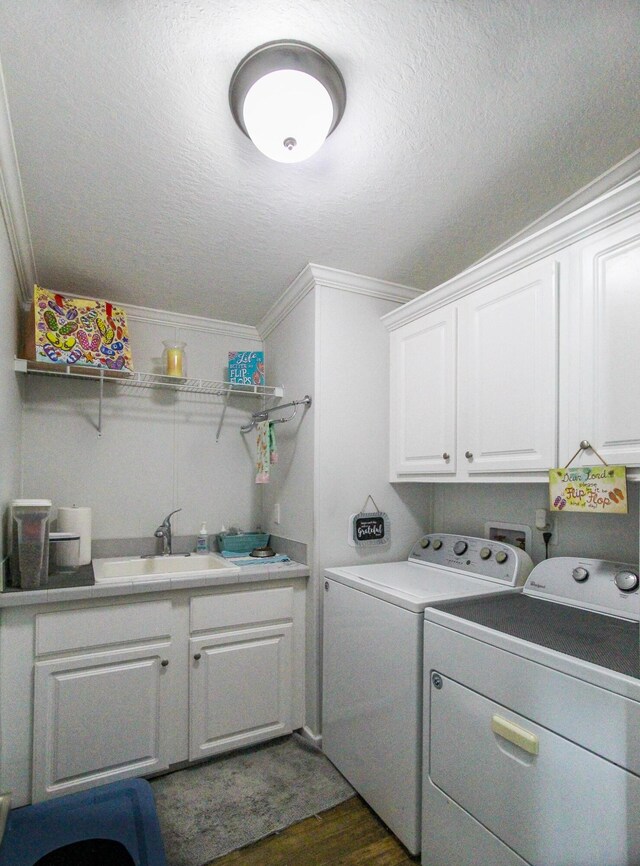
[154,508,181,556]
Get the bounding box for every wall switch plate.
[484,521,532,555]
[273,503,281,525]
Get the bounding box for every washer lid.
[324,561,511,612]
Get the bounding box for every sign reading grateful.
[351,512,390,546]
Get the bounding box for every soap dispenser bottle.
[196,522,209,554]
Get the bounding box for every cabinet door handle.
[193,653,202,661]
[465,451,473,459]
[442,452,450,460]
[161,659,169,667]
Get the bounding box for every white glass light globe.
[242,69,334,163]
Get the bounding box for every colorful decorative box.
[25,285,133,372]
[228,351,264,386]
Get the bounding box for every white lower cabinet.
[189,623,293,760]
[33,642,173,801]
[0,579,305,805]
[188,585,296,760]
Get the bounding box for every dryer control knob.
[432,539,443,550]
[615,570,639,593]
[495,551,508,564]
[453,540,468,555]
[420,538,431,548]
[480,547,492,560]
[572,567,589,583]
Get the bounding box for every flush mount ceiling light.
[229,40,346,163]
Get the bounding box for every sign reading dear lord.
[548,465,628,514]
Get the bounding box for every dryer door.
[429,673,640,866]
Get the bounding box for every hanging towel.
[269,421,278,464]
[255,420,270,483]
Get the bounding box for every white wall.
[262,290,315,549]
[0,214,22,559]
[262,267,431,735]
[20,306,264,546]
[431,482,639,565]
[315,286,431,567]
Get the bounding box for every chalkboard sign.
[351,511,390,547]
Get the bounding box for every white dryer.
[422,555,640,866]
[322,533,532,855]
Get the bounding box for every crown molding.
[258,262,420,338]
[122,302,261,341]
[476,147,640,263]
[308,263,421,303]
[0,57,37,306]
[383,173,640,331]
[258,265,317,339]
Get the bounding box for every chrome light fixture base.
[229,40,346,161]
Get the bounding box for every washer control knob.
[615,570,639,593]
[453,540,468,555]
[420,537,431,549]
[479,547,492,560]
[572,567,589,583]
[432,539,443,550]
[495,550,508,564]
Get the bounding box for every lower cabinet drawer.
[190,586,293,632]
[35,600,173,655]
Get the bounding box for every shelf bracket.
[97,373,104,437]
[215,393,229,443]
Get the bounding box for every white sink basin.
[93,553,240,582]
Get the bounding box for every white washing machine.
[321,533,533,855]
[422,555,640,866]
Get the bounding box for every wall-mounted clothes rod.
[240,395,312,434]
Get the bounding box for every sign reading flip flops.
[548,465,628,514]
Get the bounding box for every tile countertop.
[0,560,310,608]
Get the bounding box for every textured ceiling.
[0,1,639,325]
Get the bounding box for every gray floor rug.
[150,734,354,866]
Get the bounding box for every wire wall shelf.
[15,358,284,436]
[15,358,283,398]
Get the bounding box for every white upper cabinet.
[386,176,640,483]
[389,258,558,481]
[390,306,457,476]
[457,258,558,477]
[562,212,640,468]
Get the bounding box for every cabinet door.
[390,306,457,477]
[33,641,173,801]
[565,214,640,466]
[189,623,293,761]
[458,258,558,475]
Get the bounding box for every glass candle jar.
[162,341,186,378]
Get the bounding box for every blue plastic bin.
[0,779,167,866]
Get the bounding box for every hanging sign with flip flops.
[549,441,627,514]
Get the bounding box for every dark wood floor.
[207,796,420,866]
